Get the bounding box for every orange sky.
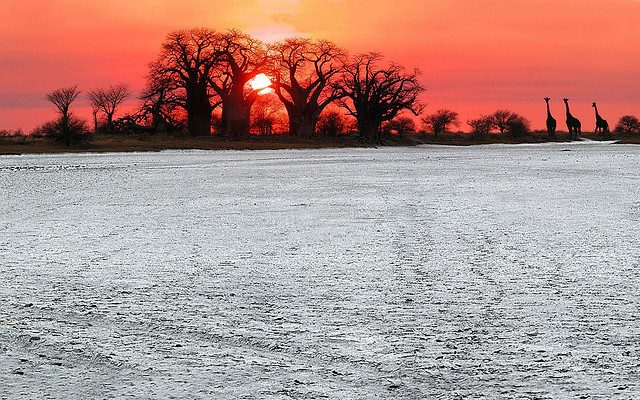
[1,0,639,132]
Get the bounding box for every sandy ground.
[1,142,639,398]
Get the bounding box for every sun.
[249,73,273,94]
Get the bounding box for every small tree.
[45,85,88,146]
[41,115,90,146]
[490,109,516,134]
[383,116,416,137]
[317,110,347,136]
[45,86,81,121]
[467,115,492,140]
[88,84,131,132]
[615,115,640,134]
[251,93,285,135]
[505,114,531,137]
[422,109,459,138]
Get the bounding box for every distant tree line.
[32,28,640,146]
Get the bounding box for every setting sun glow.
[250,73,273,94]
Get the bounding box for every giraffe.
[592,102,609,135]
[563,98,581,138]
[544,97,556,137]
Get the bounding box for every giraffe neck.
[546,101,552,118]
[565,102,572,118]
[594,105,601,119]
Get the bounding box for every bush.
[467,115,492,140]
[505,114,531,137]
[615,115,640,134]
[0,128,24,137]
[422,109,459,138]
[41,115,91,146]
[383,117,416,137]
[317,110,347,136]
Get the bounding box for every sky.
[1,0,639,132]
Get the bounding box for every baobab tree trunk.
[359,120,380,142]
[186,88,213,136]
[288,111,319,138]
[221,96,252,140]
[92,110,98,133]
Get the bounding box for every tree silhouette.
[45,85,88,146]
[45,86,81,122]
[490,109,516,134]
[87,84,131,132]
[505,114,531,137]
[270,38,347,137]
[336,53,424,142]
[423,109,459,138]
[317,110,348,136]
[251,93,285,135]
[383,116,416,138]
[615,115,640,134]
[140,63,184,132]
[151,28,221,136]
[209,30,269,140]
[467,115,492,140]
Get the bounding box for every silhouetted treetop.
[615,115,640,134]
[336,53,424,142]
[423,109,459,138]
[152,28,222,136]
[270,38,347,137]
[208,29,270,139]
[88,84,131,132]
[45,85,81,120]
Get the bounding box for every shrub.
[467,115,492,140]
[422,109,459,138]
[317,110,347,136]
[42,115,91,146]
[615,115,640,134]
[383,116,416,137]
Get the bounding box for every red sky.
[1,0,639,132]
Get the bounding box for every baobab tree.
[208,30,270,139]
[336,53,424,142]
[270,38,347,137]
[87,84,131,132]
[140,62,184,132]
[150,28,222,136]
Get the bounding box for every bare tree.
[270,38,347,137]
[336,53,424,142]
[467,114,492,140]
[422,109,459,138]
[251,93,286,135]
[87,84,131,132]
[139,63,184,132]
[208,29,270,140]
[45,85,88,146]
[87,93,101,134]
[45,85,81,121]
[150,28,222,136]
[615,115,640,134]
